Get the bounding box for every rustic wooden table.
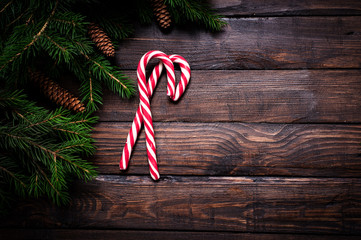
[2,0,361,239]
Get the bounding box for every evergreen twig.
[165,0,227,31]
[0,90,97,207]
[0,0,59,72]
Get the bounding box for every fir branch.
[0,0,59,72]
[52,127,81,136]
[0,90,41,115]
[44,34,67,53]
[50,11,88,38]
[58,155,93,176]
[89,74,94,104]
[2,128,95,179]
[82,52,135,98]
[29,173,42,198]
[0,90,21,104]
[40,33,76,63]
[56,139,94,158]
[0,160,27,191]
[26,113,62,129]
[94,17,133,40]
[0,90,97,208]
[51,111,97,134]
[135,0,153,24]
[60,118,95,126]
[166,0,226,31]
[79,71,103,112]
[32,159,63,202]
[55,143,86,153]
[0,0,13,14]
[0,155,27,202]
[15,110,32,124]
[0,167,26,191]
[72,37,94,55]
[5,8,27,29]
[90,58,127,89]
[52,153,58,183]
[0,1,28,37]
[3,132,50,158]
[25,14,33,25]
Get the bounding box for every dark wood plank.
[1,229,360,240]
[2,176,361,234]
[116,17,361,70]
[98,70,361,123]
[210,0,361,16]
[92,122,361,177]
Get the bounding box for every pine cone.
[151,0,172,30]
[88,23,115,57]
[29,70,85,113]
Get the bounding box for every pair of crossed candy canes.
[120,50,191,180]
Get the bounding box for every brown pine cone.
[29,70,85,113]
[88,23,115,57]
[151,0,172,30]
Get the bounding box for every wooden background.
[2,0,361,239]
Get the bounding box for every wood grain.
[91,122,361,177]
[3,176,361,234]
[210,0,361,16]
[2,229,361,240]
[116,17,361,70]
[98,70,361,123]
[2,1,361,238]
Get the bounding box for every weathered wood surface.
[210,0,361,16]
[2,229,361,240]
[99,70,361,123]
[3,176,361,234]
[116,17,361,70]
[92,122,361,176]
[2,0,361,238]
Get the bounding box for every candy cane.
[119,50,191,180]
[168,54,191,101]
[119,61,164,178]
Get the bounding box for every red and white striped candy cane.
[168,54,191,101]
[119,50,191,180]
[119,61,163,178]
